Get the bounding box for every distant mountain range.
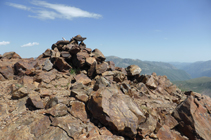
[173,77,211,97]
[106,56,191,81]
[170,60,211,78]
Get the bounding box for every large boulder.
[88,86,146,138]
[126,65,142,76]
[172,91,211,140]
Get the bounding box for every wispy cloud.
[6,1,102,20]
[0,41,10,46]
[6,3,31,11]
[21,42,39,47]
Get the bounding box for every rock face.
[0,35,211,140]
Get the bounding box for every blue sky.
[0,0,210,62]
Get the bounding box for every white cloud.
[6,1,102,20]
[6,3,31,11]
[0,41,10,46]
[21,42,39,47]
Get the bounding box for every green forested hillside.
[106,56,191,81]
[173,77,211,96]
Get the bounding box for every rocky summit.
[0,35,211,140]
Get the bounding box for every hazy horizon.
[0,0,210,62]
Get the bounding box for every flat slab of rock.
[88,86,146,138]
[74,73,91,85]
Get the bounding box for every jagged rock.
[156,125,188,140]
[93,76,110,91]
[2,51,21,59]
[0,54,2,59]
[72,34,86,42]
[88,86,146,138]
[126,65,142,76]
[50,114,87,139]
[79,41,86,49]
[172,92,211,140]
[84,48,92,53]
[86,57,96,65]
[73,51,89,68]
[35,69,57,83]
[54,57,72,72]
[27,94,45,109]
[113,71,126,82]
[74,73,91,85]
[51,48,60,58]
[91,49,106,62]
[45,97,58,109]
[60,51,71,58]
[87,61,97,78]
[43,49,51,57]
[96,62,108,75]
[107,61,115,71]
[45,103,68,117]
[42,58,53,71]
[52,40,70,50]
[0,65,14,80]
[69,45,81,54]
[11,85,31,99]
[69,101,88,122]
[14,59,37,76]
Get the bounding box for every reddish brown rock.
[157,125,188,140]
[35,70,57,83]
[173,92,211,140]
[69,101,88,122]
[107,61,116,71]
[43,49,52,57]
[11,85,31,99]
[126,65,142,76]
[96,62,108,75]
[14,59,37,76]
[93,77,110,91]
[73,51,89,68]
[79,41,86,49]
[50,115,86,139]
[27,94,45,109]
[74,73,91,85]
[30,115,52,138]
[91,49,106,62]
[87,61,97,78]
[72,34,87,42]
[45,103,68,117]
[2,51,21,59]
[54,57,72,72]
[113,71,126,82]
[45,97,59,109]
[0,65,14,80]
[88,86,146,138]
[86,57,96,66]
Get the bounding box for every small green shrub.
[69,68,80,75]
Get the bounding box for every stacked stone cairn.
[0,35,211,140]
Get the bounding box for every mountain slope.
[106,56,191,81]
[170,60,211,78]
[173,77,211,96]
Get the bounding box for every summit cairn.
[0,35,211,139]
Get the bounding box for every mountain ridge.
[106,55,191,81]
